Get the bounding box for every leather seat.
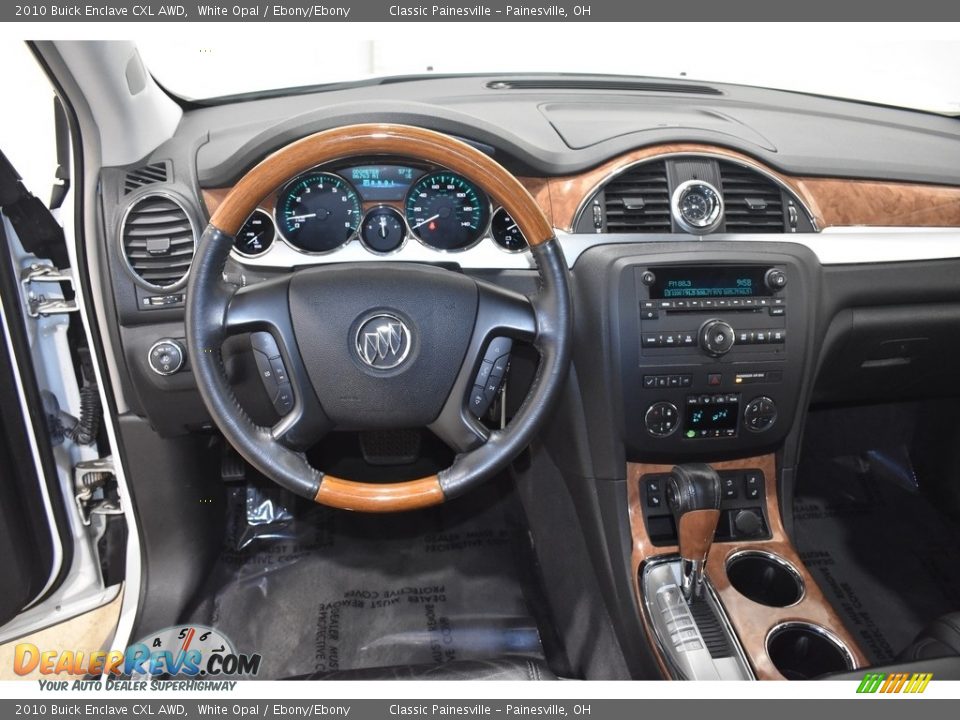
[899,612,960,661]
[294,656,556,681]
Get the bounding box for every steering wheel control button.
[744,396,777,433]
[469,385,490,417]
[269,357,289,384]
[476,361,494,386]
[148,339,185,376]
[699,319,736,356]
[354,313,412,370]
[644,401,679,438]
[273,384,294,415]
[485,336,513,360]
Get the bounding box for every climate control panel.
[616,253,810,457]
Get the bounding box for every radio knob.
[699,319,736,357]
[764,268,787,292]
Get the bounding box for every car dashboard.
[86,74,960,680]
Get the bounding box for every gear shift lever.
[666,463,722,601]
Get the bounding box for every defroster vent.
[120,194,196,290]
[123,162,169,194]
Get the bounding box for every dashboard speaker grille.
[123,161,169,194]
[603,161,672,233]
[718,161,787,233]
[120,194,196,289]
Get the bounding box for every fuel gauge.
[491,208,528,252]
[234,209,275,257]
[360,206,406,253]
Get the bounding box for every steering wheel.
[186,124,571,512]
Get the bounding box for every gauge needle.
[378,216,389,238]
[286,213,317,222]
[507,222,518,231]
[410,213,440,230]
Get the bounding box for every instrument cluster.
[231,161,528,259]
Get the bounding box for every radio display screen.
[649,266,772,299]
[684,401,739,438]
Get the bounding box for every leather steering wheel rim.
[186,124,571,512]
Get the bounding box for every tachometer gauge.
[405,171,490,250]
[233,209,275,257]
[276,172,361,253]
[491,208,528,252]
[360,206,406,253]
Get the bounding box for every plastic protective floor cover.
[187,483,546,679]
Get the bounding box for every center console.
[572,242,863,680]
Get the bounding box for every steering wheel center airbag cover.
[288,263,477,428]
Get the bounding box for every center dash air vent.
[120,194,196,290]
[603,161,672,233]
[123,161,169,194]
[718,162,787,233]
[487,79,722,95]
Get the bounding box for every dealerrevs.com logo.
[856,672,933,694]
[14,625,261,680]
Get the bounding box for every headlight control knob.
[148,339,185,376]
[699,319,735,357]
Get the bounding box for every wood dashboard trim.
[203,142,960,236]
[627,455,868,680]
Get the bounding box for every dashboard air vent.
[603,161,672,233]
[487,79,722,95]
[718,162,786,233]
[123,162,169,194]
[120,194,196,289]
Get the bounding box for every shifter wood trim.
[627,455,868,680]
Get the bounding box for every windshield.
[137,25,960,115]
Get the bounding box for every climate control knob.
[699,319,736,357]
[744,396,777,433]
[644,401,679,438]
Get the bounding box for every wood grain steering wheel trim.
[315,474,444,513]
[204,124,556,512]
[207,123,554,245]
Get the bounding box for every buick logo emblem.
[354,314,411,370]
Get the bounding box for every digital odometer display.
[343,165,422,201]
[649,266,772,299]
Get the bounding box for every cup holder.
[766,622,854,680]
[726,551,804,607]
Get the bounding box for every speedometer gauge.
[405,171,490,250]
[275,172,361,253]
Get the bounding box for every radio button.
[770,306,786,317]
